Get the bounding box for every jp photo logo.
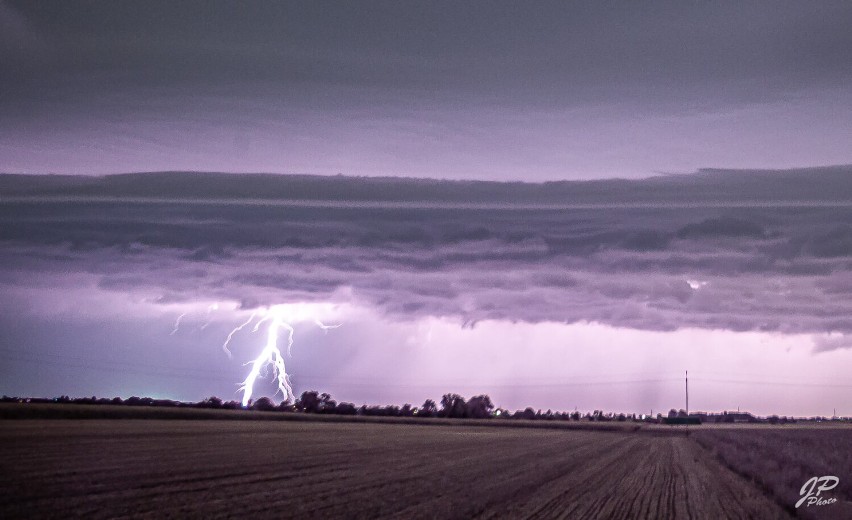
[796,476,839,508]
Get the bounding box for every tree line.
[4,394,833,423]
[1,392,645,422]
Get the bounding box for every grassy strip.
[0,402,644,432]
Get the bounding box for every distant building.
[720,411,756,423]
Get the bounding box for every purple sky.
[1,2,852,415]
[1,172,851,415]
[2,1,852,179]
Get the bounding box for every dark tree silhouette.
[298,391,321,413]
[318,393,337,414]
[441,393,467,418]
[335,402,357,415]
[419,399,438,417]
[466,395,494,419]
[251,396,276,411]
[515,408,536,420]
[199,396,223,409]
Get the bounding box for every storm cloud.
[2,168,851,345]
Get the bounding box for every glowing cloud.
[686,279,708,290]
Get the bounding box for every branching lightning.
[170,303,221,336]
[173,303,339,406]
[221,311,257,359]
[218,305,341,407]
[240,313,295,406]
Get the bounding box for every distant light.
[687,279,708,290]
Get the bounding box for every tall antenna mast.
[685,370,689,417]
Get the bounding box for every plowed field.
[0,420,791,519]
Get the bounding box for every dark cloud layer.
[3,165,852,203]
[2,169,851,347]
[2,2,851,178]
[4,1,851,107]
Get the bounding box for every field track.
[0,419,790,519]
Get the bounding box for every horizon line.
[2,163,851,185]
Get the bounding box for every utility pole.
[685,370,689,417]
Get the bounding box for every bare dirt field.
[0,418,797,519]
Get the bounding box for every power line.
[3,349,851,389]
[292,377,682,389]
[693,377,852,389]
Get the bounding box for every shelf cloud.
[3,168,851,349]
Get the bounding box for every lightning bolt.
[315,319,341,332]
[240,314,294,406]
[170,303,221,336]
[221,311,257,359]
[169,312,187,336]
[231,305,341,407]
